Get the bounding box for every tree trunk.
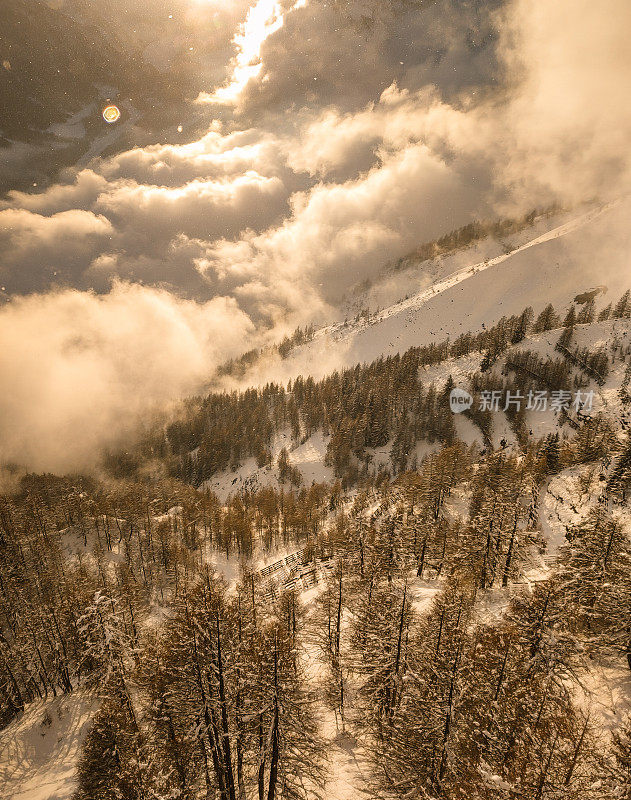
[216,613,236,800]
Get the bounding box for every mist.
[0,283,253,472]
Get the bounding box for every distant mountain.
[210,200,630,391]
[0,0,180,144]
[44,0,189,67]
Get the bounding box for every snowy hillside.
[2,299,631,797]
[3,0,631,797]
[0,693,97,800]
[232,198,631,387]
[3,393,631,798]
[200,315,631,500]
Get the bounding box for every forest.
[1,291,631,799]
[142,292,631,489]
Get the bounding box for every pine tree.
[74,684,146,800]
[614,290,631,319]
[312,560,347,726]
[563,306,577,328]
[349,575,412,733]
[557,508,631,662]
[540,432,561,473]
[598,303,613,322]
[608,438,631,500]
[533,304,561,333]
[611,716,631,800]
[577,299,596,324]
[374,580,476,798]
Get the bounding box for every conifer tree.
[533,304,561,333]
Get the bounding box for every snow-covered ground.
[226,198,631,388]
[531,459,631,736]
[2,198,630,797]
[3,449,629,799]
[201,428,334,500]
[0,693,98,800]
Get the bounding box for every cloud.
[1,0,631,472]
[284,84,469,178]
[13,0,627,305]
[95,172,286,239]
[227,0,501,119]
[200,132,485,310]
[492,0,631,203]
[98,127,286,186]
[0,209,114,292]
[1,130,295,297]
[203,0,631,302]
[0,283,254,472]
[1,170,109,215]
[286,0,631,204]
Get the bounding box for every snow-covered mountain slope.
[235,198,631,387]
[203,316,631,500]
[202,429,335,499]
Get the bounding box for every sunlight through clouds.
[2,0,631,473]
[198,0,308,105]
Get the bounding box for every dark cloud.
[230,0,503,120]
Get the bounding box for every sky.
[1,0,630,471]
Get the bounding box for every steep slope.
[199,315,631,499]
[238,198,631,387]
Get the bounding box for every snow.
[539,468,592,559]
[490,414,518,450]
[336,202,614,335]
[232,198,631,388]
[349,206,600,315]
[201,198,631,500]
[2,197,630,795]
[408,577,441,615]
[201,429,333,501]
[535,464,631,734]
[207,317,631,497]
[301,603,370,800]
[574,661,631,733]
[288,430,334,485]
[207,550,243,587]
[453,412,482,445]
[320,717,369,800]
[442,484,472,522]
[0,693,98,800]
